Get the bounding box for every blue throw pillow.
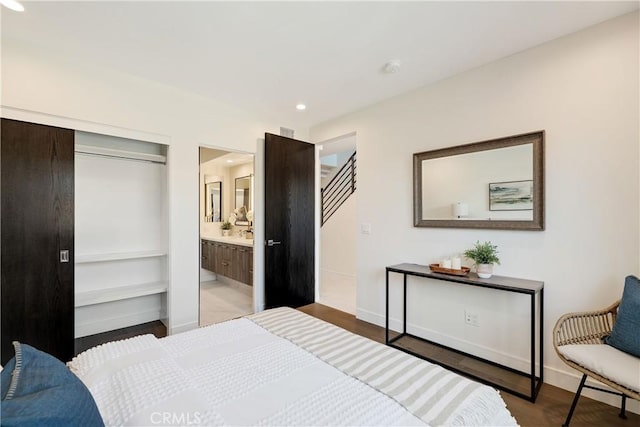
[604,275,640,358]
[0,342,104,426]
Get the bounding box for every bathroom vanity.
[201,237,253,286]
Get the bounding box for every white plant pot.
[476,263,493,279]
[222,229,231,237]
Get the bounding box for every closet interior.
[74,131,169,338]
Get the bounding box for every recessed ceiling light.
[0,0,25,12]
[296,104,307,111]
[226,159,233,163]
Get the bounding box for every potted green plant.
[220,220,232,237]
[463,241,500,279]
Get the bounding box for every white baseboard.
[320,268,356,279]
[543,365,639,413]
[170,321,199,335]
[356,308,533,372]
[75,309,162,338]
[356,307,639,415]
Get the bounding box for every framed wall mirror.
[413,131,544,230]
[205,181,222,222]
[234,175,252,225]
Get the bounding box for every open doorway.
[318,133,357,314]
[199,147,255,326]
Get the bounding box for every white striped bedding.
[69,307,516,426]
[247,307,516,426]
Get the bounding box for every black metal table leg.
[540,288,544,385]
[403,274,407,335]
[385,269,390,344]
[530,291,536,401]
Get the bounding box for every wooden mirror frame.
[413,131,545,230]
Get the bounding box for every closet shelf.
[75,281,168,307]
[76,250,167,264]
[75,144,167,164]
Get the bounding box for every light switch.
[361,223,372,235]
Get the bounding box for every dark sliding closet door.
[1,118,75,364]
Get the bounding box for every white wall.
[310,12,639,409]
[321,193,357,277]
[1,37,300,335]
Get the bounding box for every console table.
[385,263,544,402]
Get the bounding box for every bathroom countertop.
[200,234,254,247]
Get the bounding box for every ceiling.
[2,1,638,129]
[200,147,254,166]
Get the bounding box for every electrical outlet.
[464,310,479,327]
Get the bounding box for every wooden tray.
[428,264,470,276]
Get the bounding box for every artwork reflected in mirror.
[205,181,222,222]
[234,175,252,225]
[413,131,544,230]
[489,180,533,211]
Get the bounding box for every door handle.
[266,239,281,247]
[60,250,70,263]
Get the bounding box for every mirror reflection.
[421,144,533,220]
[413,131,544,230]
[234,175,252,224]
[204,181,222,222]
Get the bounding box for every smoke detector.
[383,60,402,74]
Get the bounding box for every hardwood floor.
[299,303,639,427]
[74,320,166,356]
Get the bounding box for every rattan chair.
[553,300,640,426]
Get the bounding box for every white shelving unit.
[74,131,169,338]
[76,250,167,264]
[75,144,166,164]
[75,281,168,307]
[75,252,168,308]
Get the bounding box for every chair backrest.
[553,300,620,347]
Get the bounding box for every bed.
[62,307,517,426]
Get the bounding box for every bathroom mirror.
[234,175,252,225]
[413,131,544,230]
[205,181,222,222]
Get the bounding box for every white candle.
[441,258,452,269]
[451,256,462,270]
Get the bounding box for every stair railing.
[321,152,356,226]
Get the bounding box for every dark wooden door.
[264,133,315,308]
[1,118,75,364]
